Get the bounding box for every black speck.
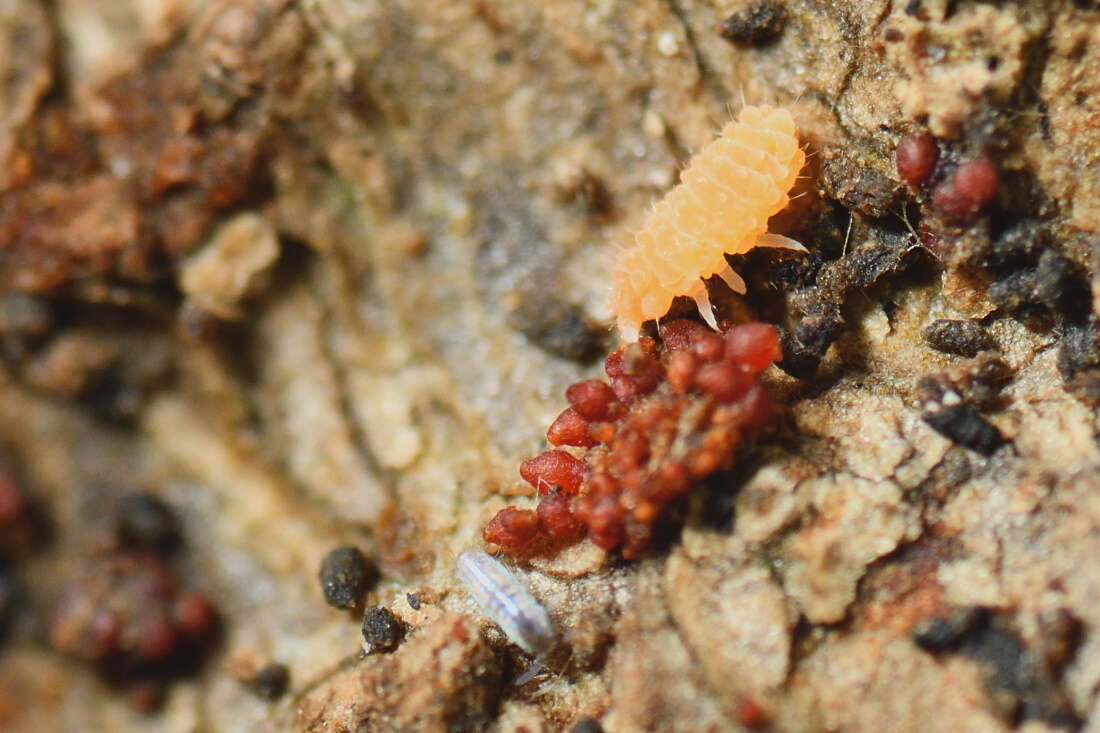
[986,56,1000,71]
[904,0,923,16]
[116,493,181,555]
[244,663,290,701]
[922,319,994,358]
[362,605,405,653]
[777,308,844,379]
[913,608,1081,726]
[719,0,787,46]
[986,219,1046,272]
[318,546,374,609]
[406,592,421,610]
[913,607,987,652]
[923,404,1004,456]
[0,564,18,642]
[1034,249,1090,318]
[513,296,607,364]
[571,718,604,733]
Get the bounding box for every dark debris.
[912,607,987,652]
[912,608,1082,727]
[318,546,375,610]
[512,294,607,364]
[570,717,604,733]
[922,404,1004,456]
[819,153,903,219]
[116,493,181,556]
[718,0,787,46]
[362,605,405,653]
[922,319,994,358]
[243,663,290,701]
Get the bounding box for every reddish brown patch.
[483,507,540,549]
[49,550,220,709]
[537,492,583,541]
[0,6,303,294]
[172,591,218,638]
[565,379,621,421]
[735,696,770,729]
[487,320,781,558]
[854,539,958,636]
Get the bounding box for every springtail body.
[455,550,556,659]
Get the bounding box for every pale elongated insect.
[455,550,555,658]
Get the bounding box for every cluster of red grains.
[49,494,218,711]
[484,320,781,559]
[895,133,999,223]
[49,550,219,710]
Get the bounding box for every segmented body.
[610,105,806,341]
[455,550,555,657]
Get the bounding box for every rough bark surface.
[1,0,1098,731]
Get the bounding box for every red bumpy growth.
[484,320,781,558]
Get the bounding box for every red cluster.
[895,133,999,223]
[484,320,781,559]
[49,551,219,711]
[0,471,33,554]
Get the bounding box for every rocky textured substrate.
[0,0,1098,731]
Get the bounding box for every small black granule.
[719,0,787,46]
[116,493,181,555]
[922,319,994,358]
[318,546,373,609]
[406,593,421,610]
[923,404,1005,456]
[0,564,17,640]
[1033,249,1091,317]
[571,718,604,733]
[362,605,405,653]
[913,608,988,652]
[245,663,290,701]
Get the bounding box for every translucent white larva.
[455,550,555,657]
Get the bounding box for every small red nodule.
[659,319,711,351]
[666,350,698,394]
[546,407,596,447]
[136,617,177,662]
[725,323,781,373]
[537,493,583,541]
[694,362,750,402]
[565,379,620,421]
[172,591,218,639]
[519,450,587,494]
[483,507,540,549]
[895,133,939,187]
[690,333,726,362]
[932,159,999,220]
[734,383,774,431]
